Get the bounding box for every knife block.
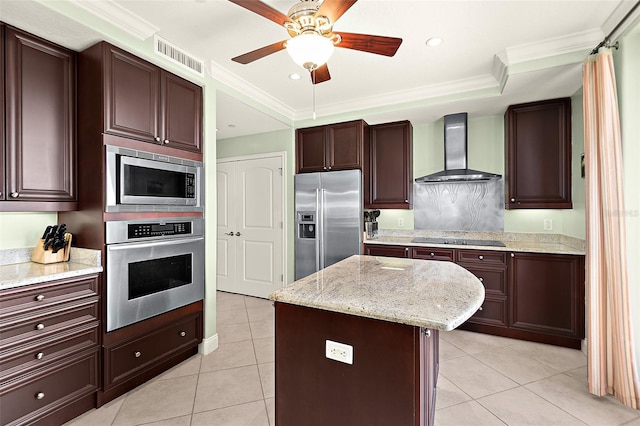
[31,233,73,264]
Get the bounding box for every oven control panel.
[128,222,192,238]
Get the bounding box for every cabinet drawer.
[105,313,201,389]
[456,250,507,266]
[364,244,409,258]
[411,247,454,262]
[0,349,99,426]
[0,322,99,382]
[460,266,507,296]
[467,297,507,327]
[0,299,98,343]
[0,275,98,312]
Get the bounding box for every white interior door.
[216,162,236,292]
[216,155,284,298]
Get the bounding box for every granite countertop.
[270,255,484,331]
[0,247,103,291]
[364,230,585,255]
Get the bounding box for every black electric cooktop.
[411,237,506,247]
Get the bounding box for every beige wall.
[378,104,586,238]
[216,129,296,283]
[614,19,640,378]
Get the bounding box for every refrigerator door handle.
[315,188,321,273]
[319,188,326,270]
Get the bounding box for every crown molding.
[69,0,158,40]
[210,60,296,121]
[293,74,501,121]
[502,28,604,65]
[602,0,640,40]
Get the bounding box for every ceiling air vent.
[154,35,204,77]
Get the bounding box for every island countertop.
[270,254,484,331]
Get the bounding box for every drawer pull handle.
[511,253,515,258]
[478,255,484,260]
[154,136,161,142]
[164,139,170,145]
[36,352,44,360]
[35,323,45,330]
[35,294,45,301]
[479,277,484,282]
[479,306,484,311]
[10,192,19,198]
[180,331,186,337]
[35,392,45,400]
[430,252,435,257]
[134,351,142,358]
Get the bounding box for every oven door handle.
[107,236,204,251]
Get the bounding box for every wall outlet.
[326,340,353,365]
[544,218,553,231]
[397,217,404,228]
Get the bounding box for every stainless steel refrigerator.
[295,169,362,280]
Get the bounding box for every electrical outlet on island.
[397,217,404,228]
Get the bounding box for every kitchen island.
[270,255,484,426]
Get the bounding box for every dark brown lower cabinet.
[0,274,100,425]
[363,244,585,349]
[275,302,438,426]
[508,252,585,342]
[98,301,203,406]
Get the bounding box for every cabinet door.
[363,244,409,258]
[161,72,202,153]
[104,44,161,144]
[505,98,572,209]
[4,27,76,202]
[365,121,412,209]
[1,24,5,201]
[327,120,364,171]
[296,127,327,173]
[509,252,585,338]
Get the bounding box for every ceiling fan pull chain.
[312,74,317,120]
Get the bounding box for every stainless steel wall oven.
[105,218,204,332]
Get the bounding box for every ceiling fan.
[229,0,403,84]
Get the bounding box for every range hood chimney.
[415,113,501,183]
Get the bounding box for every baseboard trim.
[199,333,219,355]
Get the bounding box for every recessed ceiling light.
[426,37,443,47]
[289,73,301,80]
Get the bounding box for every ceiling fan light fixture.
[285,32,335,71]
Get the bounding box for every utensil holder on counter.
[31,233,73,264]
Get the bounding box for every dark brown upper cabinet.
[1,25,77,211]
[365,120,413,209]
[84,42,202,153]
[505,98,572,209]
[296,119,367,173]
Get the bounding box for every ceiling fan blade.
[311,64,331,84]
[232,40,287,64]
[315,0,357,24]
[228,0,291,27]
[335,32,402,56]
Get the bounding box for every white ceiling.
[1,0,638,140]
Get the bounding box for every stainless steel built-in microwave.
[105,146,203,212]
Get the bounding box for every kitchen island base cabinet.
[275,302,438,426]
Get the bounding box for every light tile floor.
[68,291,640,426]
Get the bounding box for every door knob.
[235,232,241,236]
[154,136,161,142]
[164,139,170,145]
[225,232,234,236]
[10,192,19,198]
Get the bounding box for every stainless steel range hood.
[415,113,501,183]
